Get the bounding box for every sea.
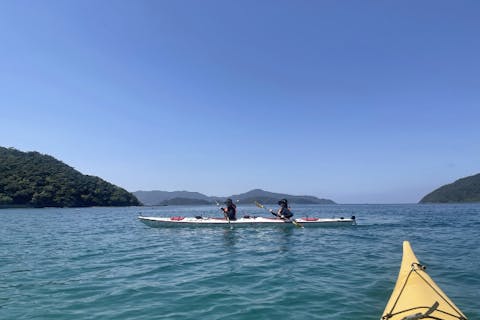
[1,204,479,319]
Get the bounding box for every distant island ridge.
[0,147,140,208]
[3,146,479,207]
[133,189,336,206]
[420,173,480,203]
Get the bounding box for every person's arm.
[269,207,282,218]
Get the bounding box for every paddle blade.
[254,201,264,209]
[292,220,304,228]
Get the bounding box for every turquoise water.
[1,204,479,319]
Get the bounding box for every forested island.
[0,147,140,208]
[420,173,480,203]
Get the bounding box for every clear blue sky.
[1,1,479,203]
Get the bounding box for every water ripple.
[0,205,479,319]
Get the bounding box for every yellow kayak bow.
[381,241,467,320]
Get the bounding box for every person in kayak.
[270,198,293,219]
[220,198,237,221]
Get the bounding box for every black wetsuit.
[279,206,293,219]
[225,204,237,221]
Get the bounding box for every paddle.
[254,201,304,228]
[215,200,233,229]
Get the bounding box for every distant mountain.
[133,190,210,206]
[229,189,335,204]
[134,188,335,206]
[158,197,212,206]
[0,147,140,208]
[420,173,480,203]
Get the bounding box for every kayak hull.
[138,215,356,227]
[381,241,467,320]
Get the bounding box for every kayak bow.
[381,241,467,320]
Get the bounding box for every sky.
[0,1,479,204]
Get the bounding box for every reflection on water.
[222,228,237,248]
[277,226,295,253]
[220,225,296,254]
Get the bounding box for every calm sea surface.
[1,204,479,319]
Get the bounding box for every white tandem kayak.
[138,215,356,227]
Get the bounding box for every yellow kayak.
[381,241,467,320]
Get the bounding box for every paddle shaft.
[215,200,232,228]
[254,201,303,228]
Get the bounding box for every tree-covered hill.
[0,147,140,208]
[420,173,480,203]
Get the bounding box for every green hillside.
[420,173,480,203]
[0,147,140,208]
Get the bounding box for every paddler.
[270,198,293,219]
[220,198,237,221]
